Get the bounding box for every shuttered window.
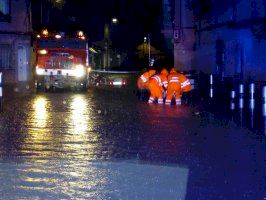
[0,44,11,69]
[0,0,11,22]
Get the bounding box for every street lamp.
[111,17,118,24]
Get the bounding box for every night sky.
[31,0,165,53]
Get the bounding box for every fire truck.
[34,29,89,91]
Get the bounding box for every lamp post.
[147,34,151,66]
[144,35,151,66]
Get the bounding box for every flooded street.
[0,88,265,199]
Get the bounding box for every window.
[0,44,11,69]
[0,0,11,22]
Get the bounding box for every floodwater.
[0,88,265,199]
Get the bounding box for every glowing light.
[87,67,91,73]
[37,34,41,38]
[77,31,85,39]
[74,64,85,77]
[38,49,48,55]
[55,34,61,39]
[42,29,48,37]
[36,66,45,75]
[89,47,97,53]
[112,18,118,24]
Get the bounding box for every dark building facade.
[168,0,266,81]
[0,0,32,89]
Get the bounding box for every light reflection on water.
[64,94,98,160]
[24,96,53,157]
[24,94,100,160]
[0,160,188,200]
[31,96,50,129]
[69,95,89,134]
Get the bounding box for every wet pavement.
[0,87,265,199]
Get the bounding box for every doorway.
[17,45,28,81]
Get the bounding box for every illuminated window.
[0,0,10,22]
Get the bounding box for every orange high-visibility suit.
[137,69,156,90]
[165,68,192,105]
[147,69,168,104]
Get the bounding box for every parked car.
[108,77,127,88]
[88,72,128,88]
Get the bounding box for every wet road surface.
[0,88,265,199]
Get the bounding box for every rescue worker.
[137,68,156,100]
[165,68,192,105]
[147,68,168,104]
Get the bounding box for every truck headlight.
[74,64,85,77]
[36,66,44,75]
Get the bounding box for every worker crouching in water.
[147,69,168,104]
[165,68,192,105]
[137,68,156,100]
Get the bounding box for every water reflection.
[24,96,52,157]
[66,94,98,159]
[32,96,49,128]
[27,96,51,137]
[69,95,89,134]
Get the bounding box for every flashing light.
[74,64,85,77]
[55,34,62,39]
[37,34,41,38]
[38,49,48,55]
[42,29,49,37]
[77,31,85,39]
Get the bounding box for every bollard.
[249,83,255,99]
[249,83,255,110]
[239,84,244,109]
[238,84,244,125]
[249,83,255,129]
[230,90,235,110]
[263,86,266,134]
[209,74,213,98]
[0,72,2,112]
[263,86,266,105]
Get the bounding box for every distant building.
[167,0,266,81]
[0,0,32,89]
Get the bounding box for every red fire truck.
[34,29,89,91]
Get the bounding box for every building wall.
[0,0,32,86]
[173,0,266,81]
[173,0,195,71]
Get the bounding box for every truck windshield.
[38,39,86,49]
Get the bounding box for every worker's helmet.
[170,68,177,74]
[160,68,168,76]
